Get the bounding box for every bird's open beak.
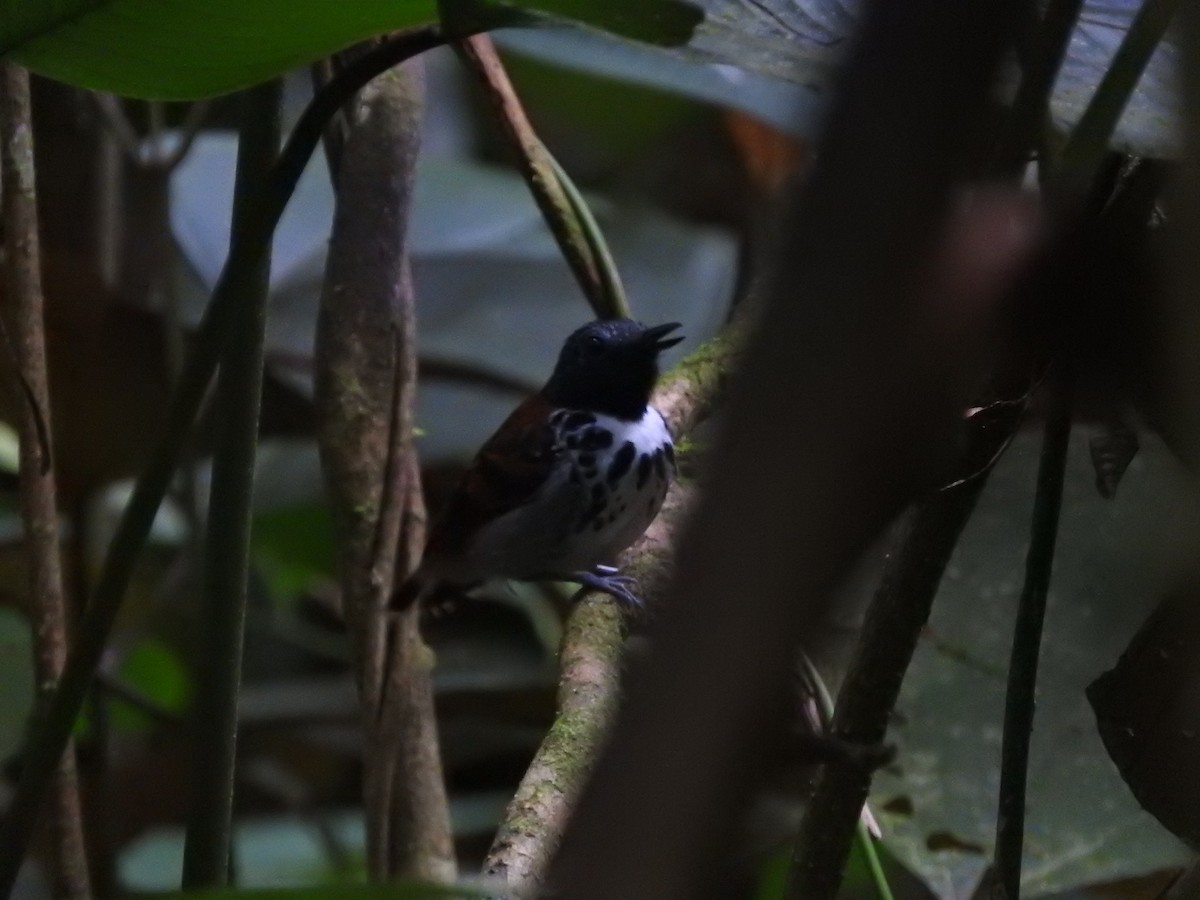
[642,321,684,353]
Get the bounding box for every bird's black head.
[543,319,684,420]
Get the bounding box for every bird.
[395,318,684,610]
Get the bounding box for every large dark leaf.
[867,430,1192,897]
[0,0,701,99]
[505,0,1180,156]
[1088,590,1200,850]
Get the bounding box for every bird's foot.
[571,566,643,608]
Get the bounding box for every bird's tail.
[390,570,434,611]
[389,570,475,618]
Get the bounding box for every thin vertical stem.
[0,62,93,900]
[180,80,281,888]
[993,377,1072,899]
[0,33,445,899]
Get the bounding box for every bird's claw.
[572,567,643,608]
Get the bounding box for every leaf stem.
[180,79,281,889]
[454,35,629,319]
[993,376,1072,900]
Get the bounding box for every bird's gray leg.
[570,565,642,607]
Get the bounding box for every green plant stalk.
[1057,0,1181,184]
[542,143,631,319]
[453,35,628,319]
[993,378,1072,900]
[180,79,281,888]
[0,29,448,899]
[798,655,894,900]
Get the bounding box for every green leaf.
[2,1,434,99]
[0,0,701,100]
[0,609,34,764]
[250,504,335,604]
[111,637,191,733]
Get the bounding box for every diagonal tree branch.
[483,332,738,895]
[0,62,92,900]
[545,0,1034,894]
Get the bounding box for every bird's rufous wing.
[422,393,560,564]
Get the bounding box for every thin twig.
[993,376,1072,900]
[455,35,629,319]
[0,61,92,900]
[180,80,281,889]
[0,29,450,897]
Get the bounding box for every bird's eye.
[585,335,604,356]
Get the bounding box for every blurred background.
[0,6,1195,898]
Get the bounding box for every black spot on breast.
[647,497,658,515]
[564,411,596,430]
[566,435,580,450]
[568,469,582,486]
[664,443,675,466]
[653,448,667,480]
[592,518,605,531]
[581,428,614,451]
[607,512,618,524]
[578,452,596,469]
[636,453,652,490]
[607,441,636,487]
[591,483,606,503]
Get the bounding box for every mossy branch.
[482,332,739,895]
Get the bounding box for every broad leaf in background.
[168,131,735,470]
[0,0,701,99]
[503,0,1181,156]
[867,431,1193,897]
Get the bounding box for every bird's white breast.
[465,405,674,580]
